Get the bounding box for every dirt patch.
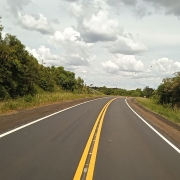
[0,97,100,134]
[127,98,180,148]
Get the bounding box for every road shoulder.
[127,98,180,147]
[0,97,101,134]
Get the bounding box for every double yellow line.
[73,98,116,180]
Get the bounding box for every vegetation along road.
[0,97,180,180]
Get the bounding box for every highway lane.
[94,98,180,180]
[0,97,112,180]
[0,97,180,180]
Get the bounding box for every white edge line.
[125,99,180,154]
[0,97,108,138]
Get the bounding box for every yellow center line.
[73,98,117,180]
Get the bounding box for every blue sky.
[1,0,180,89]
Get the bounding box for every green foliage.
[136,97,180,125]
[0,33,39,98]
[143,86,154,98]
[0,21,102,100]
[38,65,55,92]
[0,91,104,114]
[93,86,148,97]
[24,94,34,102]
[157,72,180,107]
[75,77,84,93]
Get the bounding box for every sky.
[0,0,180,90]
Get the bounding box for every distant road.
[0,97,180,180]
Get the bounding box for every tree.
[0,20,97,99]
[0,33,39,98]
[143,86,154,98]
[75,77,84,93]
[157,72,180,107]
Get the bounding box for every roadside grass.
[136,97,180,125]
[0,92,105,114]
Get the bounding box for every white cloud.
[17,13,54,34]
[61,27,81,41]
[102,54,144,74]
[66,0,121,43]
[107,35,147,55]
[2,0,180,90]
[65,54,90,66]
[26,45,92,68]
[102,60,119,74]
[93,0,110,10]
[152,57,180,75]
[78,10,123,42]
[49,27,88,49]
[49,27,93,66]
[66,0,100,19]
[68,2,82,17]
[26,45,62,66]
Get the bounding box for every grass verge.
[136,97,180,125]
[0,92,105,115]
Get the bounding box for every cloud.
[26,45,62,66]
[66,0,102,19]
[49,27,91,54]
[133,5,152,19]
[17,13,54,34]
[64,54,90,66]
[151,57,180,76]
[5,0,54,34]
[107,34,147,55]
[78,10,123,42]
[107,0,137,7]
[51,18,60,24]
[101,60,119,74]
[49,27,94,66]
[68,2,82,17]
[6,0,31,16]
[66,0,123,43]
[129,57,180,82]
[102,54,144,74]
[143,0,180,17]
[106,0,180,18]
[26,45,92,67]
[26,45,90,81]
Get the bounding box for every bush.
[24,94,34,102]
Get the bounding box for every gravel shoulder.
[1,97,180,149]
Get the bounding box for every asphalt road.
[0,97,180,180]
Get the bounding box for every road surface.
[0,97,180,180]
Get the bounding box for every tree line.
[92,86,154,98]
[0,19,98,100]
[93,72,180,108]
[1,17,179,107]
